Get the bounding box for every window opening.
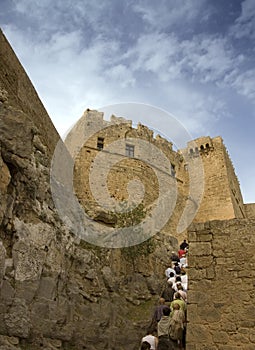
[125,144,134,157]
[171,163,176,177]
[97,137,104,150]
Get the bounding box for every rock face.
[0,30,176,350]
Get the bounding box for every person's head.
[141,341,151,350]
[176,283,183,291]
[159,297,165,305]
[169,272,175,278]
[162,306,171,316]
[167,280,173,287]
[174,292,181,300]
[173,303,180,310]
[174,262,179,267]
[175,276,182,283]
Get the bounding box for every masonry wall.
[70,110,189,235]
[190,136,245,223]
[0,29,59,155]
[187,218,255,350]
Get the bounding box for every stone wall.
[0,29,59,155]
[187,218,255,349]
[0,30,178,350]
[68,110,188,236]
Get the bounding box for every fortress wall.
[0,29,59,155]
[187,218,255,350]
[72,110,189,236]
[73,110,166,208]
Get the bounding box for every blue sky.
[1,0,255,203]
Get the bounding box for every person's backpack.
[174,265,181,275]
[168,316,183,340]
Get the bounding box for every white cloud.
[132,0,211,30]
[231,0,255,39]
[230,69,255,100]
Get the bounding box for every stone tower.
[188,136,246,223]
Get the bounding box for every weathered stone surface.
[188,219,255,349]
[0,242,6,286]
[4,299,31,338]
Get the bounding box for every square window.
[97,137,104,150]
[126,144,134,157]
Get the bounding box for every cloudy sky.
[1,0,255,203]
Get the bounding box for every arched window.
[200,145,204,150]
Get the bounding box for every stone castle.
[0,29,255,349]
[65,108,254,234]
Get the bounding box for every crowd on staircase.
[140,240,189,350]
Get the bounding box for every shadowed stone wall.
[0,29,178,350]
[187,219,255,350]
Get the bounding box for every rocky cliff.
[0,30,176,350]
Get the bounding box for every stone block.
[206,265,215,279]
[186,323,212,343]
[197,233,212,242]
[37,276,57,299]
[15,280,40,303]
[212,331,229,344]
[4,298,31,338]
[198,305,221,322]
[189,242,211,256]
[188,290,210,304]
[188,231,197,242]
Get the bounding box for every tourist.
[161,281,175,305]
[180,272,188,292]
[176,283,187,303]
[167,272,176,285]
[157,307,172,350]
[170,251,180,263]
[152,298,167,323]
[179,255,187,268]
[168,303,185,349]
[141,327,158,350]
[165,266,176,278]
[171,292,186,314]
[174,262,181,276]
[179,240,189,251]
[140,341,152,350]
[178,249,186,259]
